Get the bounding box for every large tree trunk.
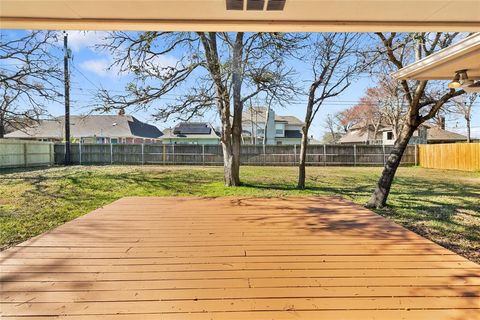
[222,141,237,186]
[228,32,244,187]
[199,32,243,187]
[366,124,417,208]
[230,130,242,186]
[297,126,309,189]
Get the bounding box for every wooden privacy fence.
[419,143,480,171]
[54,143,417,166]
[0,139,54,169]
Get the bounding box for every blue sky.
[3,30,480,139]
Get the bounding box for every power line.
[70,62,103,92]
[65,85,480,105]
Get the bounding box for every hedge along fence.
[0,139,54,169]
[419,143,480,171]
[54,143,417,166]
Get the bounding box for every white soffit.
[393,33,480,80]
[0,0,480,32]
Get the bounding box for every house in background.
[242,107,308,145]
[161,122,221,145]
[5,114,163,144]
[338,121,467,145]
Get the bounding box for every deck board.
[1,196,479,319]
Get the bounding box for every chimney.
[438,116,445,130]
[118,109,125,116]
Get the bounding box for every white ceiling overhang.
[0,0,480,32]
[392,33,480,81]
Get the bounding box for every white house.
[241,107,306,145]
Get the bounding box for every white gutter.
[392,33,480,80]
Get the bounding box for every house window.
[257,128,265,135]
[275,123,285,137]
[387,132,394,140]
[276,141,283,145]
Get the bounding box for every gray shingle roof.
[275,115,304,126]
[427,127,467,141]
[5,115,162,139]
[242,106,304,126]
[338,125,467,144]
[338,130,368,143]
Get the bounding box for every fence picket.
[0,140,54,169]
[50,143,417,167]
[418,143,479,171]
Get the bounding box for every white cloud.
[80,54,179,78]
[79,58,120,78]
[148,55,179,69]
[65,31,108,52]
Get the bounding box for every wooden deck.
[1,196,479,319]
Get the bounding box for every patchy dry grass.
[1,165,479,263]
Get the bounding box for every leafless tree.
[450,93,477,143]
[0,31,62,137]
[365,76,407,141]
[367,32,465,208]
[96,32,301,186]
[323,114,342,144]
[297,33,363,189]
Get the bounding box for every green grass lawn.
[1,165,479,263]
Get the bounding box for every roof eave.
[392,33,480,80]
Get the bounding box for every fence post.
[141,143,144,165]
[110,143,113,164]
[49,143,53,165]
[23,143,28,167]
[382,144,386,166]
[79,142,82,165]
[172,144,175,165]
[163,144,166,165]
[323,144,327,166]
[263,144,266,166]
[414,144,418,166]
[202,144,205,166]
[293,144,297,165]
[353,144,357,166]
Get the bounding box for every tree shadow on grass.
[241,175,480,263]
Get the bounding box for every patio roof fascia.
[0,17,480,32]
[2,18,480,32]
[392,33,480,81]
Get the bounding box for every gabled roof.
[242,107,304,126]
[242,107,269,123]
[338,130,369,144]
[275,115,304,126]
[5,115,163,139]
[427,127,467,142]
[338,124,467,143]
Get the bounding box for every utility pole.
[63,31,71,165]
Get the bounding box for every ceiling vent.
[226,0,286,11]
